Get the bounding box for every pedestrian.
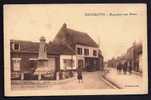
[116,63,119,73]
[77,67,83,83]
[128,61,132,75]
[123,61,127,74]
[118,62,122,73]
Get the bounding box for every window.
[93,60,97,65]
[77,48,82,55]
[93,50,97,56]
[63,59,74,68]
[84,49,89,55]
[13,43,20,51]
[12,58,21,71]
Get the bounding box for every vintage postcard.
[4,4,148,96]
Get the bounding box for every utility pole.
[97,34,104,71]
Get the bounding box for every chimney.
[62,23,67,29]
[38,36,47,60]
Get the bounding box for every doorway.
[78,60,84,69]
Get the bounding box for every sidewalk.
[104,67,142,89]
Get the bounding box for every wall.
[11,52,38,73]
[139,54,143,72]
[47,55,60,72]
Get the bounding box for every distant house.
[10,23,104,80]
[107,58,116,68]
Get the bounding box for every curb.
[98,70,122,89]
[101,75,122,89]
[12,77,77,85]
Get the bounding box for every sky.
[4,4,146,61]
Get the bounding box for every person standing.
[118,62,122,73]
[123,61,127,74]
[116,62,119,73]
[116,63,119,72]
[117,62,121,73]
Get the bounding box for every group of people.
[116,60,132,74]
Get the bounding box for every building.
[107,42,143,73]
[10,23,104,80]
[126,42,143,72]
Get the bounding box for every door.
[78,60,84,69]
[13,59,21,71]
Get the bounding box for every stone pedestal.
[21,73,24,80]
[38,74,41,80]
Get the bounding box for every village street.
[104,67,143,89]
[12,71,113,90]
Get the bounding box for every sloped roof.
[47,42,75,55]
[10,23,99,55]
[10,40,39,53]
[127,42,142,55]
[53,23,99,48]
[10,40,75,55]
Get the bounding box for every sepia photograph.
[4,4,148,96]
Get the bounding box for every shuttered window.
[63,59,74,69]
[12,43,20,51]
[93,50,97,56]
[84,49,89,55]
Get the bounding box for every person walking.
[77,67,83,83]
